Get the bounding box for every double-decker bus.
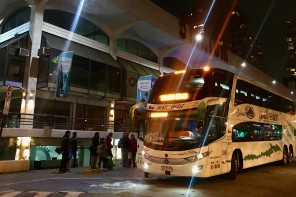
[136,67,296,179]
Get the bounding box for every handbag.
[68,149,73,159]
[55,146,62,154]
[118,138,123,148]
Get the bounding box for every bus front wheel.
[228,151,242,180]
[144,172,149,178]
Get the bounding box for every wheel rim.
[235,152,240,172]
[283,150,288,164]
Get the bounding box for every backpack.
[97,144,107,157]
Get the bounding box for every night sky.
[151,0,296,80]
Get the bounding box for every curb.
[81,168,104,175]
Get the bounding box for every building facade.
[0,0,281,173]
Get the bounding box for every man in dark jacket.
[90,132,100,169]
[121,132,131,168]
[70,132,78,167]
[59,130,71,173]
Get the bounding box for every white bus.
[135,67,296,179]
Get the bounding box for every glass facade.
[1,7,31,34]
[43,10,109,45]
[117,38,157,63]
[37,47,122,94]
[0,138,17,161]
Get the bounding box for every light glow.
[151,112,168,118]
[195,33,203,42]
[174,70,186,74]
[192,165,203,174]
[160,93,189,101]
[203,66,210,72]
[143,163,149,170]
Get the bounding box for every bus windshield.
[144,112,205,151]
[149,69,233,104]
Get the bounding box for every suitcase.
[103,157,113,170]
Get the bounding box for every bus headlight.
[192,165,203,174]
[143,163,149,170]
[184,155,198,162]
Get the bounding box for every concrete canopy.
[0,0,209,66]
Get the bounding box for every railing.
[0,112,137,133]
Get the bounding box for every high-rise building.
[285,19,296,78]
[173,2,265,70]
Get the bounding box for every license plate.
[161,166,173,172]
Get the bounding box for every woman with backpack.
[97,138,107,169]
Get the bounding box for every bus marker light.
[197,153,203,159]
[159,93,189,101]
[185,155,198,162]
[151,112,168,118]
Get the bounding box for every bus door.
[136,119,145,169]
[206,103,228,174]
[221,142,231,174]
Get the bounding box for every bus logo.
[245,106,255,119]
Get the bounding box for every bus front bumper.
[142,160,206,177]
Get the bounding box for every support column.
[107,101,115,132]
[109,37,117,60]
[18,1,46,162]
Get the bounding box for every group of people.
[89,132,114,170]
[118,132,137,168]
[58,130,78,173]
[58,130,138,173]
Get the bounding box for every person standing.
[105,132,114,170]
[129,134,137,167]
[70,132,78,168]
[59,130,71,173]
[121,132,130,168]
[97,138,107,169]
[90,132,100,169]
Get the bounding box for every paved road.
[0,161,296,197]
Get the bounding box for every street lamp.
[195,33,203,42]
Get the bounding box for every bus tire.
[144,172,149,178]
[281,147,289,165]
[228,151,242,180]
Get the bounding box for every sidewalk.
[0,163,144,186]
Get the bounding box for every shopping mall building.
[0,0,269,173]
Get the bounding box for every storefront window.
[70,55,89,88]
[5,53,25,87]
[0,138,17,161]
[37,56,50,88]
[106,66,121,93]
[89,60,106,91]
